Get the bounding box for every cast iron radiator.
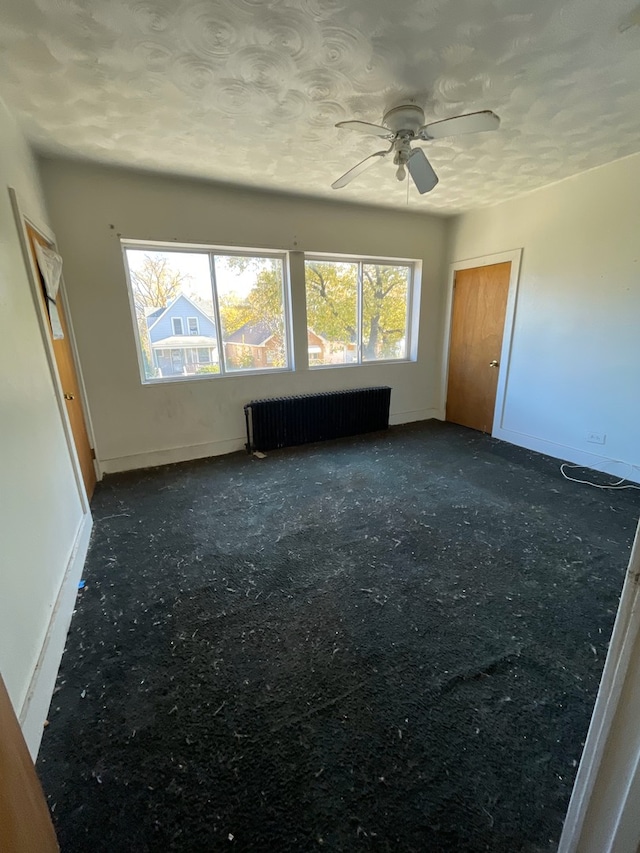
[244,386,392,453]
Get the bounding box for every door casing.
[9,188,100,506]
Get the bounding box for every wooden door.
[26,224,97,499]
[446,261,511,433]
[0,674,59,852]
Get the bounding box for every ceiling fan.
[332,104,500,195]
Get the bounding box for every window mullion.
[357,261,363,364]
[209,253,226,375]
[405,265,413,360]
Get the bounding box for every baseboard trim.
[19,510,93,759]
[389,408,444,426]
[100,410,446,474]
[100,437,247,473]
[493,427,640,485]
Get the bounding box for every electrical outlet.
[586,432,606,445]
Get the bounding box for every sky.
[125,249,279,304]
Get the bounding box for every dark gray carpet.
[37,421,640,852]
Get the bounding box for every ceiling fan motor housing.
[382,104,425,135]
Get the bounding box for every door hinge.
[90,448,96,460]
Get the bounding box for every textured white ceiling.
[1,0,640,213]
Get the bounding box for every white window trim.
[171,317,184,335]
[304,253,417,369]
[121,242,293,384]
[187,316,199,335]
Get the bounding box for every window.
[215,255,288,372]
[305,257,412,366]
[123,246,290,382]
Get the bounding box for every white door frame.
[9,187,101,501]
[558,521,640,853]
[441,248,523,433]
[9,187,99,757]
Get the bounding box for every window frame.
[121,240,293,385]
[171,316,184,335]
[187,316,199,336]
[304,252,416,369]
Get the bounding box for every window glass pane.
[125,249,219,381]
[188,317,199,335]
[305,260,358,366]
[215,255,288,372]
[362,264,409,361]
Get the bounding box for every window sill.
[141,366,294,386]
[308,359,415,370]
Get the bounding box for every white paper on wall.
[34,241,64,339]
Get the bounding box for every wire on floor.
[560,463,640,490]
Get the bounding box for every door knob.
[489,360,499,368]
[64,393,75,400]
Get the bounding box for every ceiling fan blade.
[406,148,439,194]
[331,149,390,189]
[420,110,500,140]
[335,120,393,138]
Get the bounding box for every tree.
[361,264,408,359]
[200,256,409,367]
[175,256,409,366]
[216,257,286,364]
[129,253,192,377]
[217,257,283,333]
[217,292,253,337]
[305,262,357,348]
[130,254,190,312]
[306,262,408,359]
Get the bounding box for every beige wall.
[33,151,640,480]
[38,159,450,472]
[449,152,640,481]
[0,99,84,714]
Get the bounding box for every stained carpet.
[37,421,640,852]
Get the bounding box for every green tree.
[306,262,408,359]
[217,257,284,333]
[215,257,409,364]
[305,262,357,347]
[217,257,287,365]
[361,264,409,359]
[231,347,257,369]
[217,292,252,336]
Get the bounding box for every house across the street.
[224,320,328,369]
[146,294,218,377]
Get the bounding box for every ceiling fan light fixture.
[396,163,406,181]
